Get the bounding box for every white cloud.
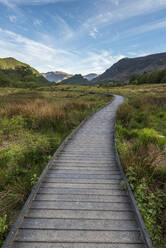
[89,27,98,38]
[33,19,42,25]
[0,27,125,74]
[0,0,16,9]
[0,0,77,7]
[84,0,166,29]
[113,18,166,41]
[71,51,125,74]
[54,15,74,40]
[128,19,166,36]
[111,0,119,6]
[0,27,74,71]
[9,15,17,22]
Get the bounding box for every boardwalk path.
[4,95,148,248]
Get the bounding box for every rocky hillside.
[93,52,166,83]
[83,73,98,81]
[42,71,72,82]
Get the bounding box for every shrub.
[117,103,133,127]
[116,90,166,248]
[0,215,8,246]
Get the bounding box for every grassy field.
[0,83,166,248]
[0,85,112,246]
[109,84,166,248]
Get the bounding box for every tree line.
[130,68,166,85]
[0,66,49,88]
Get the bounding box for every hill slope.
[0,57,48,87]
[83,73,98,81]
[0,57,40,76]
[61,74,89,85]
[42,71,72,82]
[93,52,166,83]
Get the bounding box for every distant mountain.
[0,57,48,87]
[61,74,89,85]
[93,52,166,83]
[42,71,72,82]
[83,73,98,81]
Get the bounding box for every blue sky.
[0,0,166,74]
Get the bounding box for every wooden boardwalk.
[3,95,152,248]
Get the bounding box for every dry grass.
[0,87,112,246]
[69,101,89,111]
[0,99,66,121]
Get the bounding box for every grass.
[0,86,112,246]
[107,84,166,248]
[1,82,166,248]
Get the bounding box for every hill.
[0,57,48,87]
[0,57,40,76]
[42,71,72,82]
[61,74,89,85]
[83,73,98,81]
[93,52,166,83]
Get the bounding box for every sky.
[0,0,166,75]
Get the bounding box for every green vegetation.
[0,57,49,88]
[130,68,166,85]
[61,74,90,85]
[0,57,39,75]
[109,84,166,248]
[0,60,165,248]
[0,86,112,246]
[0,215,8,246]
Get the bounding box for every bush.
[117,103,134,127]
[116,92,166,247]
[0,215,8,246]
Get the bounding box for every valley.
[0,55,166,248]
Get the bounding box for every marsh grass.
[113,87,166,248]
[0,86,112,246]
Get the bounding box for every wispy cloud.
[33,19,42,25]
[113,18,166,41]
[84,0,166,29]
[0,27,73,70]
[9,15,17,22]
[53,15,74,40]
[0,0,77,7]
[89,27,98,39]
[0,0,17,10]
[72,51,125,74]
[128,19,166,36]
[0,27,125,74]
[111,0,120,6]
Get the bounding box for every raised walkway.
[3,95,151,248]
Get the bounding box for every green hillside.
[61,74,90,85]
[0,57,40,76]
[130,68,166,85]
[0,57,49,88]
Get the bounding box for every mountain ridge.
[83,73,98,81]
[42,71,72,82]
[61,74,89,85]
[92,52,166,83]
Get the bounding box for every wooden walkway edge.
[2,95,153,248]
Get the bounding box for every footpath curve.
[2,95,153,248]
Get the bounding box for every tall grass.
[115,93,166,248]
[0,87,112,246]
[1,99,67,124]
